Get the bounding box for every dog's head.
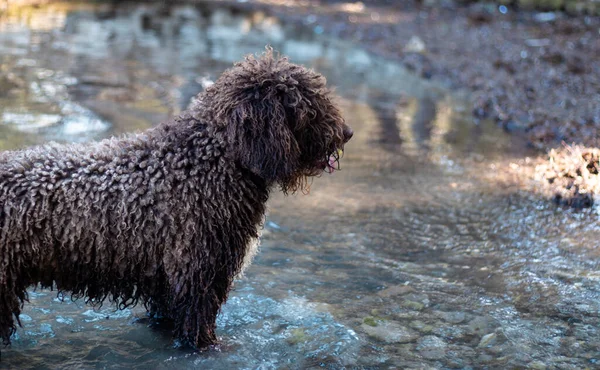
[203,48,352,193]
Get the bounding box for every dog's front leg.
[170,268,231,348]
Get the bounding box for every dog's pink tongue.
[328,155,337,173]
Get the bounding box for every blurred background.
[0,1,598,369]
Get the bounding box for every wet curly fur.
[0,50,352,348]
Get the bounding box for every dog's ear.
[224,93,300,183]
[206,49,323,184]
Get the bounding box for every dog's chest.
[235,231,261,279]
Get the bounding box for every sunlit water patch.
[0,2,599,369]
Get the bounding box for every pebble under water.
[0,3,599,369]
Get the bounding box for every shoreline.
[3,0,599,207]
[199,0,600,208]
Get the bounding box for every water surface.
[0,3,598,369]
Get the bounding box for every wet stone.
[416,335,447,360]
[377,285,415,297]
[286,328,308,345]
[558,336,577,349]
[389,343,417,359]
[485,344,506,355]
[433,325,466,341]
[409,320,434,334]
[466,316,491,337]
[452,345,477,358]
[404,294,430,307]
[527,360,548,370]
[393,311,421,320]
[478,332,497,348]
[401,300,425,311]
[478,354,494,363]
[404,35,426,53]
[436,311,467,324]
[361,321,418,344]
[409,320,426,330]
[363,316,380,327]
[18,314,33,322]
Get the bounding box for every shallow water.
[0,2,599,369]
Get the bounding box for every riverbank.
[205,0,599,207]
[3,0,599,207]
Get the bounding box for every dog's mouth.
[319,148,343,174]
[312,125,352,175]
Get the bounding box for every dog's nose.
[343,126,354,142]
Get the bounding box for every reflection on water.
[1,2,599,369]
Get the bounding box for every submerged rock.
[404,36,426,54]
[286,328,308,345]
[416,335,447,360]
[435,311,467,324]
[402,300,425,311]
[361,320,418,344]
[377,285,415,297]
[478,332,498,348]
[527,360,548,370]
[363,316,380,327]
[466,316,491,337]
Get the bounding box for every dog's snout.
[343,126,354,142]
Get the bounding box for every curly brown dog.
[0,49,352,348]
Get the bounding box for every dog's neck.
[146,111,271,193]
